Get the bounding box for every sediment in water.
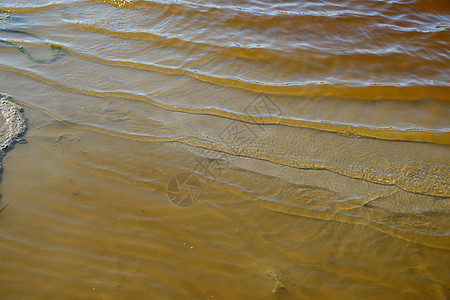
[0,94,26,176]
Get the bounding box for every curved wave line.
[3,64,449,145]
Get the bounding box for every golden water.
[0,0,449,298]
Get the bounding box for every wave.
[1,67,449,201]
[1,61,449,145]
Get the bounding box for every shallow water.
[0,0,449,298]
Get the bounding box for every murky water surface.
[0,0,449,298]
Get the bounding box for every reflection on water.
[0,0,449,298]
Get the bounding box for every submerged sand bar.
[0,94,26,155]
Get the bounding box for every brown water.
[0,0,449,298]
